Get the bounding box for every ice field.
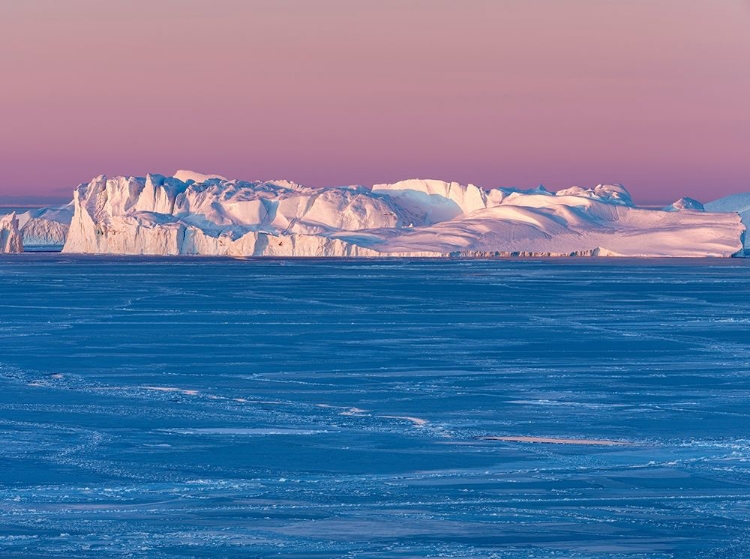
[1,256,750,557]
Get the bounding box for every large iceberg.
[0,212,23,253]
[54,171,745,257]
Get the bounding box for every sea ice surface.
[1,256,750,557]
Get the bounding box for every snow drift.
[54,172,745,257]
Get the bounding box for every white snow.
[372,179,487,224]
[48,172,746,257]
[0,212,23,253]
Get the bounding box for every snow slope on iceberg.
[335,193,741,257]
[60,172,745,257]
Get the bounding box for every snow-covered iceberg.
[0,212,23,253]
[58,172,744,257]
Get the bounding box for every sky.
[0,0,749,204]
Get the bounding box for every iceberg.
[664,197,705,212]
[0,212,23,253]
[49,172,745,257]
[17,203,74,249]
[705,193,750,253]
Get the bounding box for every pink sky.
[1,0,749,203]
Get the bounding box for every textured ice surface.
[1,256,750,557]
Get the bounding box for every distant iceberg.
[17,203,74,250]
[0,212,23,253]
[16,171,747,258]
[664,197,705,212]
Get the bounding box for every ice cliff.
[53,172,745,257]
[0,212,23,253]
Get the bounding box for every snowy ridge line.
[3,171,747,256]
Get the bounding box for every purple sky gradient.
[1,0,749,204]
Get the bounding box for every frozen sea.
[1,255,750,558]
